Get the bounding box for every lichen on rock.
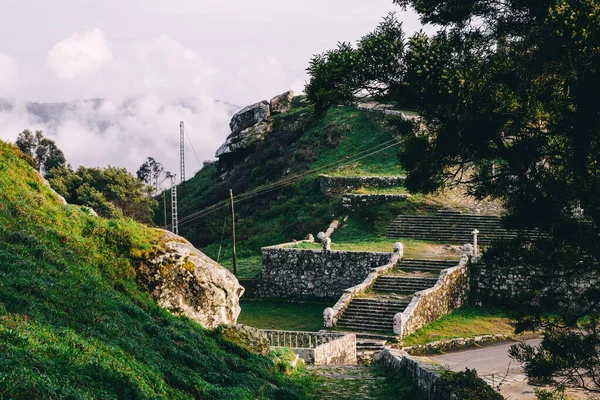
[220,324,270,356]
[136,229,244,329]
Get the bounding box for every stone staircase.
[372,276,438,293]
[336,298,408,333]
[385,210,528,244]
[399,258,459,272]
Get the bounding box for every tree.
[395,0,600,393]
[307,0,600,393]
[15,130,66,176]
[136,157,166,189]
[48,166,157,224]
[305,13,406,114]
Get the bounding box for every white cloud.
[0,97,233,179]
[0,53,18,94]
[47,29,113,79]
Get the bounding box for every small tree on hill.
[15,130,66,176]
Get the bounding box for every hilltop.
[159,96,408,277]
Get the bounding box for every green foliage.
[309,0,600,394]
[442,369,504,400]
[48,165,158,224]
[0,140,307,399]
[15,129,66,176]
[305,13,406,114]
[137,156,167,189]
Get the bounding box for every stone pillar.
[323,307,335,328]
[471,229,479,257]
[322,237,332,252]
[393,242,404,257]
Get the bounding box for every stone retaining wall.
[470,258,598,305]
[319,175,406,197]
[376,349,449,400]
[343,193,410,211]
[394,256,469,338]
[257,246,396,299]
[403,334,511,356]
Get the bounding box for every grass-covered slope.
[162,102,404,278]
[0,141,308,399]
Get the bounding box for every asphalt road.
[430,339,541,383]
[429,339,594,399]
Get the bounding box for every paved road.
[430,339,541,387]
[430,339,594,399]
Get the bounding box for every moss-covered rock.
[220,324,270,356]
[136,230,245,329]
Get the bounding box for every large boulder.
[215,122,273,158]
[229,100,270,136]
[136,230,244,329]
[270,90,294,114]
[220,324,270,356]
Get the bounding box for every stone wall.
[313,332,357,365]
[343,193,410,211]
[394,256,468,338]
[264,330,356,365]
[257,247,396,299]
[376,349,450,400]
[470,258,598,305]
[319,175,406,197]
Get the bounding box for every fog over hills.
[0,97,239,178]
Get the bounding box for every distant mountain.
[0,98,240,132]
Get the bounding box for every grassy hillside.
[0,141,310,399]
[160,101,405,278]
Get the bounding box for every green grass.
[0,141,309,399]
[238,300,328,332]
[401,306,517,347]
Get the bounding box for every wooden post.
[163,190,168,229]
[229,189,237,276]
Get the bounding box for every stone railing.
[263,330,345,348]
[264,330,357,365]
[324,243,403,328]
[376,349,450,400]
[394,251,470,338]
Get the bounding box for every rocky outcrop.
[215,122,273,157]
[137,229,244,329]
[229,101,270,136]
[220,324,270,355]
[270,90,294,114]
[216,91,294,159]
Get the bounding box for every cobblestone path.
[307,364,411,400]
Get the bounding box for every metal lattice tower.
[180,121,185,183]
[171,174,178,235]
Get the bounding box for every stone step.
[340,314,397,324]
[335,322,394,333]
[345,305,406,314]
[343,309,404,317]
[350,298,409,306]
[338,320,393,330]
[337,319,394,329]
[376,277,438,284]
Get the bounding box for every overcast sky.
[0,0,432,176]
